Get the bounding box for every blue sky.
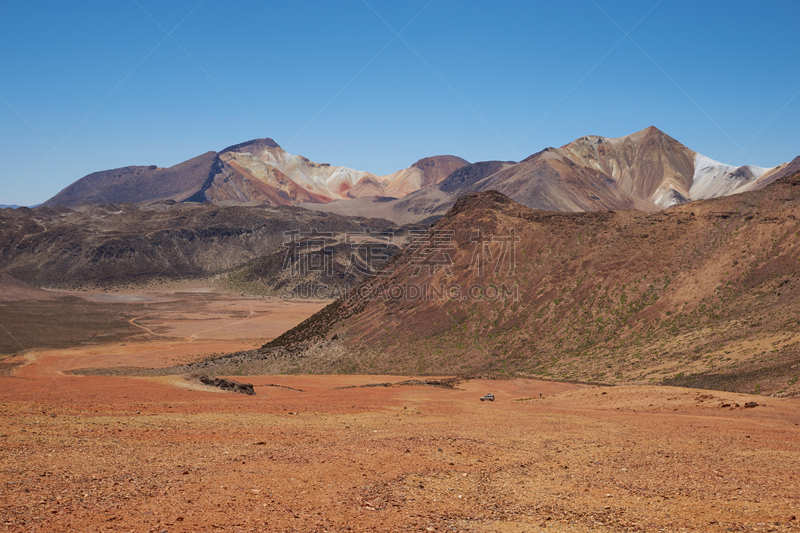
[1,0,799,206]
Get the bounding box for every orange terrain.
[0,294,799,532]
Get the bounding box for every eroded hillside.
[223,172,800,396]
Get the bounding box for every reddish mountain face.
[303,127,790,223]
[257,169,800,396]
[751,155,800,190]
[42,139,469,208]
[41,127,793,226]
[413,155,471,188]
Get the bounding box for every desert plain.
[0,288,799,533]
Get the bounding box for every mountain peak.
[411,155,470,188]
[219,138,281,154]
[447,190,513,218]
[412,155,469,170]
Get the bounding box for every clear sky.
[1,0,799,206]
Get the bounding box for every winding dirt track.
[0,293,799,532]
[128,315,165,338]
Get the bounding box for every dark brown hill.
[242,171,800,396]
[413,155,470,188]
[42,152,223,207]
[0,203,400,291]
[438,160,510,192]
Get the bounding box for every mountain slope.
[303,127,785,222]
[42,138,469,208]
[217,140,468,202]
[0,202,400,290]
[239,170,800,396]
[42,152,224,207]
[0,273,59,302]
[749,155,800,191]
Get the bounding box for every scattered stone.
[744,402,759,408]
[335,378,461,390]
[188,373,255,395]
[264,383,305,392]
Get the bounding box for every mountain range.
[42,139,468,208]
[0,202,405,291]
[9,125,800,396]
[198,166,800,397]
[41,127,799,224]
[305,126,800,222]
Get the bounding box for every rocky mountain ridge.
[42,139,468,208]
[211,167,800,397]
[304,127,796,222]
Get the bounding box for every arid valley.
[0,286,798,532]
[5,2,800,530]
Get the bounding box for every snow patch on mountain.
[689,154,773,200]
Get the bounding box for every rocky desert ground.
[1,289,799,532]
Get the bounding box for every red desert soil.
[0,294,799,532]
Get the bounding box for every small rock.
[744,401,759,408]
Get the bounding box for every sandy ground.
[0,292,799,532]
[5,292,330,374]
[58,289,330,343]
